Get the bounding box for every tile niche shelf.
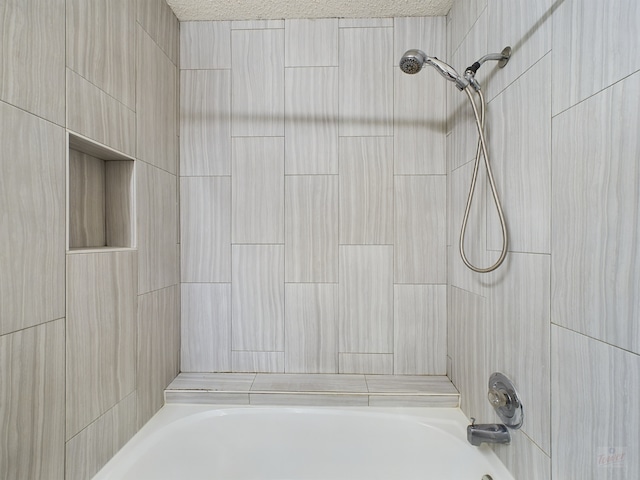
[67,132,135,252]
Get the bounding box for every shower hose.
[459,86,508,273]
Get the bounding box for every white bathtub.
[94,405,514,480]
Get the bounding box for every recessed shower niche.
[67,132,135,250]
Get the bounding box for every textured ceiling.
[166,0,454,21]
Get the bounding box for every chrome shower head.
[399,49,469,90]
[399,49,427,74]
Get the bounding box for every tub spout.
[467,420,511,446]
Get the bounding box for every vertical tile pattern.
[285,67,339,174]
[232,137,285,244]
[137,29,178,174]
[137,285,180,428]
[285,284,338,373]
[0,102,65,336]
[180,21,231,69]
[285,176,338,283]
[394,175,447,283]
[66,69,136,157]
[65,393,137,480]
[448,286,493,421]
[339,246,393,354]
[232,245,285,352]
[180,69,231,176]
[339,26,393,136]
[393,16,447,174]
[105,160,134,248]
[180,19,457,382]
[339,353,394,374]
[137,161,179,294]
[181,284,231,372]
[552,0,640,115]
[68,150,106,248]
[0,0,65,125]
[231,29,284,136]
[137,0,180,65]
[0,320,65,480]
[339,137,394,245]
[486,55,551,254]
[488,253,551,454]
[552,326,640,479]
[232,352,285,373]
[394,285,447,375]
[552,71,640,355]
[66,0,135,109]
[66,251,137,439]
[285,19,338,67]
[180,176,231,282]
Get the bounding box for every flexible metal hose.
[459,87,508,273]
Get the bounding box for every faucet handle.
[488,387,508,407]
[470,417,476,426]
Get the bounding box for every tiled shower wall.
[0,1,180,479]
[179,17,449,374]
[447,0,640,478]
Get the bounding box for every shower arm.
[464,46,512,90]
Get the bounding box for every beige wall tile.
[339,27,393,136]
[180,176,231,282]
[137,0,180,65]
[0,102,65,336]
[105,160,135,248]
[181,283,231,372]
[68,150,106,248]
[65,392,137,480]
[284,284,338,373]
[67,69,136,158]
[485,0,553,100]
[232,137,284,244]
[552,71,640,355]
[137,161,179,293]
[0,320,65,480]
[552,325,640,479]
[66,0,135,109]
[231,19,284,29]
[339,246,393,353]
[180,69,231,176]
[137,28,178,174]
[493,430,551,480]
[66,251,137,439]
[232,245,284,352]
[180,21,231,69]
[285,176,338,282]
[339,137,393,245]
[394,285,447,374]
[231,29,284,136]
[338,353,393,374]
[488,253,551,454]
[393,17,447,174]
[232,351,285,373]
[394,175,447,283]
[0,0,65,125]
[486,55,551,254]
[448,286,493,421]
[285,19,338,67]
[552,0,640,114]
[137,285,180,428]
[284,67,339,175]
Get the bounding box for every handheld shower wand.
[399,49,469,90]
[399,48,512,273]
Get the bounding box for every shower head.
[399,49,427,74]
[399,49,469,90]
